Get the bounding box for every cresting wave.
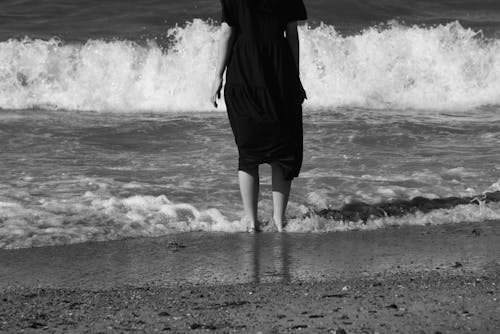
[0,20,499,112]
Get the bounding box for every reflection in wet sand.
[1,221,499,290]
[251,234,291,284]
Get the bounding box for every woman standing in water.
[210,0,307,232]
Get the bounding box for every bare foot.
[242,216,261,233]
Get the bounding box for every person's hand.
[210,76,223,108]
[299,85,308,101]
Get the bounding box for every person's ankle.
[272,216,284,231]
[243,216,260,231]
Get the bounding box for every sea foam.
[1,188,499,250]
[0,20,499,112]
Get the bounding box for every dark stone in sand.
[29,322,47,329]
[290,324,308,329]
[472,228,482,236]
[158,311,170,317]
[322,293,348,298]
[69,302,82,309]
[452,262,463,269]
[166,241,186,249]
[35,313,47,319]
[386,303,398,309]
[190,323,217,330]
[309,314,324,318]
[211,300,249,309]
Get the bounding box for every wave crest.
[0,20,499,112]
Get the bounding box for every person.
[210,0,307,232]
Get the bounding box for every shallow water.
[1,221,499,289]
[0,108,499,248]
[0,0,500,248]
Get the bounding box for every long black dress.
[221,0,307,181]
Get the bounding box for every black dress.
[221,0,307,181]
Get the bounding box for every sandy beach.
[1,0,500,332]
[1,220,499,333]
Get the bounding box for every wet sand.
[1,220,499,333]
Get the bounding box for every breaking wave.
[0,20,499,112]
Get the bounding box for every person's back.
[222,0,307,104]
[225,0,290,42]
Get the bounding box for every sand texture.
[1,268,499,333]
[0,220,499,333]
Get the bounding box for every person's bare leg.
[238,168,260,231]
[271,163,292,232]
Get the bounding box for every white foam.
[0,192,250,249]
[285,202,500,233]
[0,188,499,249]
[487,179,500,192]
[301,20,500,111]
[0,20,499,112]
[0,20,220,112]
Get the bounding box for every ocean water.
[0,0,499,249]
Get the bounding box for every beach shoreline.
[1,0,500,332]
[1,220,499,332]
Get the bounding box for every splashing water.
[0,20,499,112]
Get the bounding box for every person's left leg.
[238,168,260,231]
[271,163,292,232]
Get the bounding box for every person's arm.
[210,23,236,108]
[285,21,306,100]
[285,21,300,75]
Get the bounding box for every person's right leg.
[271,163,292,232]
[238,168,260,231]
